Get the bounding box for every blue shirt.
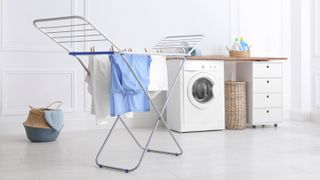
[109,54,151,116]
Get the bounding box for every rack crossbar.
[69,51,191,56]
[58,39,107,43]
[52,34,103,39]
[69,51,115,56]
[39,23,90,29]
[45,28,97,34]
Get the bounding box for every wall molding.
[0,0,3,51]
[310,111,320,122]
[0,112,156,133]
[314,0,320,57]
[1,0,75,52]
[229,0,240,46]
[1,69,77,115]
[290,110,311,121]
[314,71,320,108]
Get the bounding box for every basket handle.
[46,101,62,110]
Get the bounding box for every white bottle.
[231,38,241,51]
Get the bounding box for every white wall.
[289,0,320,122]
[310,0,320,121]
[0,0,291,132]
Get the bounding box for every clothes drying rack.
[33,16,204,173]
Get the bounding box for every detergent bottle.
[231,38,241,51]
[240,37,249,51]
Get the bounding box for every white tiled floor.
[1,121,320,180]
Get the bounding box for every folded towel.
[44,110,64,131]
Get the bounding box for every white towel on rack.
[148,55,168,98]
[86,56,111,125]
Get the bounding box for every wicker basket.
[24,108,51,129]
[229,50,250,58]
[225,81,247,130]
[23,101,63,142]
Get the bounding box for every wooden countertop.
[167,55,288,61]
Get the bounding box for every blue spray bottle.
[240,37,249,51]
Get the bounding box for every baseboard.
[283,109,290,121]
[289,110,311,121]
[310,112,320,122]
[0,112,157,134]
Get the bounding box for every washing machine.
[166,60,225,132]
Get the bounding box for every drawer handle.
[267,80,270,83]
[266,95,270,98]
[266,110,270,113]
[266,65,270,68]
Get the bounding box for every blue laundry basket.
[23,124,61,142]
[23,101,63,142]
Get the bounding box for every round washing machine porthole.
[187,73,216,109]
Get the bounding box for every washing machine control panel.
[184,61,221,71]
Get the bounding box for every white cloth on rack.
[148,55,168,98]
[86,56,111,125]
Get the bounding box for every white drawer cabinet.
[253,108,282,123]
[253,93,282,108]
[236,61,283,128]
[252,63,282,77]
[253,79,282,93]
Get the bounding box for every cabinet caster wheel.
[98,165,102,168]
[262,125,265,128]
[252,125,256,128]
[274,124,278,127]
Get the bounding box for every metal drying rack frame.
[33,16,204,173]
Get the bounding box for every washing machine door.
[187,72,215,109]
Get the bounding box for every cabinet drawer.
[253,79,282,93]
[253,63,282,78]
[252,108,282,124]
[253,93,282,108]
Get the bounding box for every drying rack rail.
[33,16,204,173]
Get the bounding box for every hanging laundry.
[86,56,138,124]
[109,54,152,116]
[148,55,168,99]
[86,56,111,125]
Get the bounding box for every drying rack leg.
[95,116,162,173]
[119,54,183,156]
[120,117,182,156]
[95,54,185,173]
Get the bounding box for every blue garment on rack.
[109,54,152,116]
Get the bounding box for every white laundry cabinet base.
[236,61,283,128]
